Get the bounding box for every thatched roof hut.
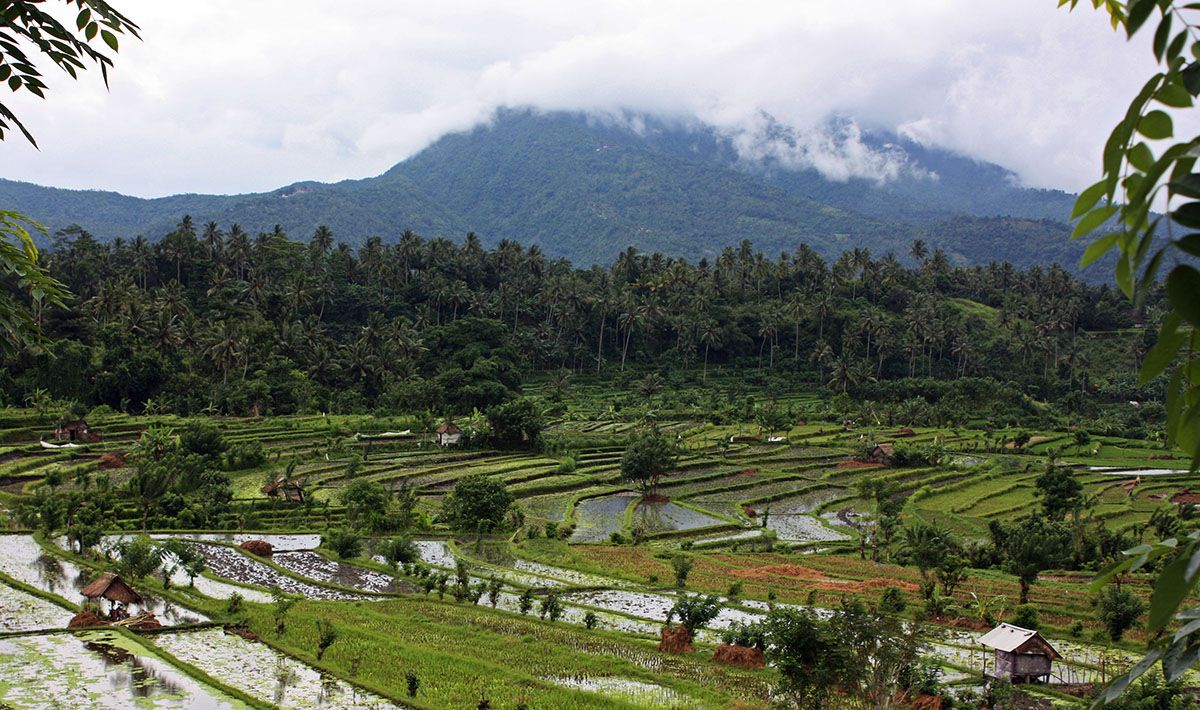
[262,476,305,503]
[868,443,894,464]
[54,419,101,443]
[80,572,142,606]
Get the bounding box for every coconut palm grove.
[3,1,1200,709]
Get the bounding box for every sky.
[0,0,1164,198]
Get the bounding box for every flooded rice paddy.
[154,628,399,709]
[191,544,377,601]
[545,674,690,707]
[632,501,726,535]
[0,630,247,709]
[1087,466,1185,476]
[0,582,74,631]
[272,551,412,595]
[571,493,639,542]
[0,534,207,625]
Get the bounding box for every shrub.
[1096,585,1145,642]
[879,586,907,614]
[557,456,576,474]
[378,537,418,567]
[668,594,722,640]
[721,620,767,650]
[442,474,515,533]
[223,441,266,471]
[540,592,563,622]
[324,528,362,559]
[315,619,338,660]
[671,555,693,588]
[583,611,598,629]
[1009,604,1039,630]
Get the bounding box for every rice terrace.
[0,371,1193,708]
[5,0,1200,708]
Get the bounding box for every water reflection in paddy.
[154,628,399,709]
[0,534,206,625]
[0,630,246,709]
[0,582,74,631]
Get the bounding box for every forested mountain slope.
[0,110,1093,271]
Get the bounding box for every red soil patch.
[928,615,988,631]
[1005,435,1051,449]
[239,540,273,557]
[712,643,765,669]
[730,564,828,582]
[837,460,882,469]
[657,625,694,654]
[224,624,260,641]
[1057,684,1097,699]
[67,610,102,628]
[97,452,128,470]
[641,493,670,504]
[895,427,917,438]
[739,468,758,477]
[730,564,919,593]
[742,506,757,518]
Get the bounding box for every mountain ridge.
[0,109,1093,271]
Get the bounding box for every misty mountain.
[0,109,1091,271]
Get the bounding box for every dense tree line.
[0,218,1160,423]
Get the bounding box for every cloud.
[0,0,1164,197]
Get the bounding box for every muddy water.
[545,674,690,707]
[0,630,247,709]
[191,544,378,601]
[162,533,322,551]
[562,590,759,631]
[412,540,629,589]
[763,513,847,543]
[272,551,413,594]
[1087,466,1185,476]
[54,534,274,605]
[632,501,726,535]
[0,534,207,625]
[154,628,399,709]
[570,493,639,542]
[0,582,74,631]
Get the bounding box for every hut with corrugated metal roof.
[978,623,1060,683]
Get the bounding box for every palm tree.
[201,221,224,261]
[699,319,721,382]
[205,321,244,384]
[909,239,928,264]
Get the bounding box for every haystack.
[712,643,765,668]
[657,625,693,654]
[67,609,102,628]
[239,539,273,556]
[111,612,162,630]
[97,452,128,470]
